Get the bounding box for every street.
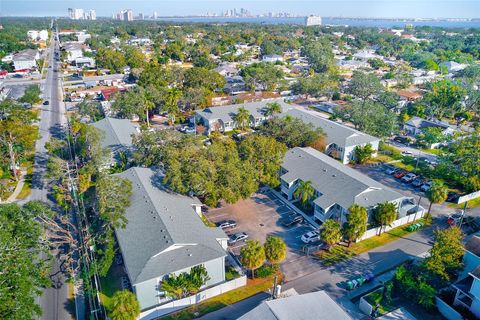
[20,29,75,320]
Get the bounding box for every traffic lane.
[387,140,437,162]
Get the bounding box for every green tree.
[347,71,383,103]
[162,87,182,125]
[96,47,126,73]
[185,265,210,295]
[96,175,133,228]
[424,80,466,119]
[233,106,251,131]
[343,204,368,245]
[109,290,140,320]
[426,180,448,214]
[321,219,342,251]
[259,116,324,148]
[291,73,339,99]
[302,39,336,73]
[423,227,464,281]
[264,236,287,265]
[354,143,374,164]
[18,84,41,105]
[374,202,397,234]
[124,46,146,69]
[293,180,315,208]
[240,240,266,279]
[263,102,282,118]
[241,62,284,91]
[0,203,52,320]
[161,273,188,299]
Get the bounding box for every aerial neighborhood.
[1,5,480,320]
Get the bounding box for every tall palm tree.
[293,180,315,208]
[109,290,140,320]
[163,88,182,125]
[426,180,448,214]
[233,106,251,131]
[263,102,282,119]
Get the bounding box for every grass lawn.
[161,274,281,320]
[420,148,443,156]
[99,265,122,311]
[449,196,480,209]
[318,220,427,266]
[17,160,34,200]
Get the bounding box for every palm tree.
[163,88,182,125]
[426,180,448,214]
[321,219,342,251]
[109,290,141,320]
[293,180,315,208]
[263,102,282,119]
[264,236,287,265]
[233,106,251,131]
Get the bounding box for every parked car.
[401,173,417,183]
[185,127,196,134]
[216,220,237,230]
[281,214,303,227]
[447,212,464,226]
[301,231,320,244]
[393,136,411,145]
[447,192,460,203]
[420,181,433,192]
[394,170,407,179]
[412,177,425,188]
[114,254,123,265]
[387,167,401,175]
[384,165,396,175]
[43,100,50,105]
[401,150,414,157]
[228,232,248,245]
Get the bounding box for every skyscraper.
[68,8,84,20]
[121,9,133,21]
[153,11,158,19]
[305,15,322,26]
[88,9,96,20]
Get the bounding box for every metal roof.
[238,290,352,320]
[281,147,403,210]
[115,167,227,284]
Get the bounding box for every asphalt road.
[22,31,74,320]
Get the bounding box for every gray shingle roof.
[115,167,227,284]
[282,108,379,148]
[238,290,352,320]
[405,116,450,130]
[282,147,403,210]
[92,117,138,152]
[196,99,292,123]
[13,49,38,61]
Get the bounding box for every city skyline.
[1,1,480,19]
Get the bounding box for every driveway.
[205,190,322,281]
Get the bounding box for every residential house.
[91,117,138,164]
[214,63,238,77]
[282,108,380,164]
[239,289,352,320]
[75,57,95,68]
[195,99,290,133]
[262,54,284,63]
[62,42,84,62]
[437,235,480,320]
[280,147,409,224]
[115,167,228,312]
[440,61,468,74]
[76,31,91,43]
[12,49,39,70]
[404,116,456,137]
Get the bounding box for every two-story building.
[12,49,39,70]
[115,167,229,313]
[282,108,380,164]
[280,147,409,224]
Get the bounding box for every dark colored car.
[216,220,237,230]
[447,192,460,203]
[43,100,50,105]
[393,136,411,145]
[411,177,425,188]
[281,214,303,227]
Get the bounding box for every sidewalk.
[2,170,26,203]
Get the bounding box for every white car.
[185,127,196,134]
[420,181,433,192]
[401,150,414,157]
[301,231,320,244]
[401,173,417,183]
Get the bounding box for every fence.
[139,276,247,320]
[357,209,426,242]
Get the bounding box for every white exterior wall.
[139,276,247,320]
[134,256,226,311]
[67,49,83,62]
[13,60,37,70]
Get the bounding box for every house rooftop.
[282,147,403,210]
[238,290,352,320]
[91,117,138,152]
[13,49,38,61]
[405,116,450,130]
[465,235,480,257]
[115,167,227,284]
[282,108,379,148]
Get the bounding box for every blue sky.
[1,0,479,18]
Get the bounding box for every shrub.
[255,264,278,278]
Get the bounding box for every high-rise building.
[153,11,158,19]
[305,15,322,26]
[120,9,133,21]
[139,12,144,20]
[68,8,85,20]
[88,9,96,20]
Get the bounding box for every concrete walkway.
[2,170,26,203]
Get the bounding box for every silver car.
[228,232,248,245]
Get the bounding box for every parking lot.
[205,189,324,281]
